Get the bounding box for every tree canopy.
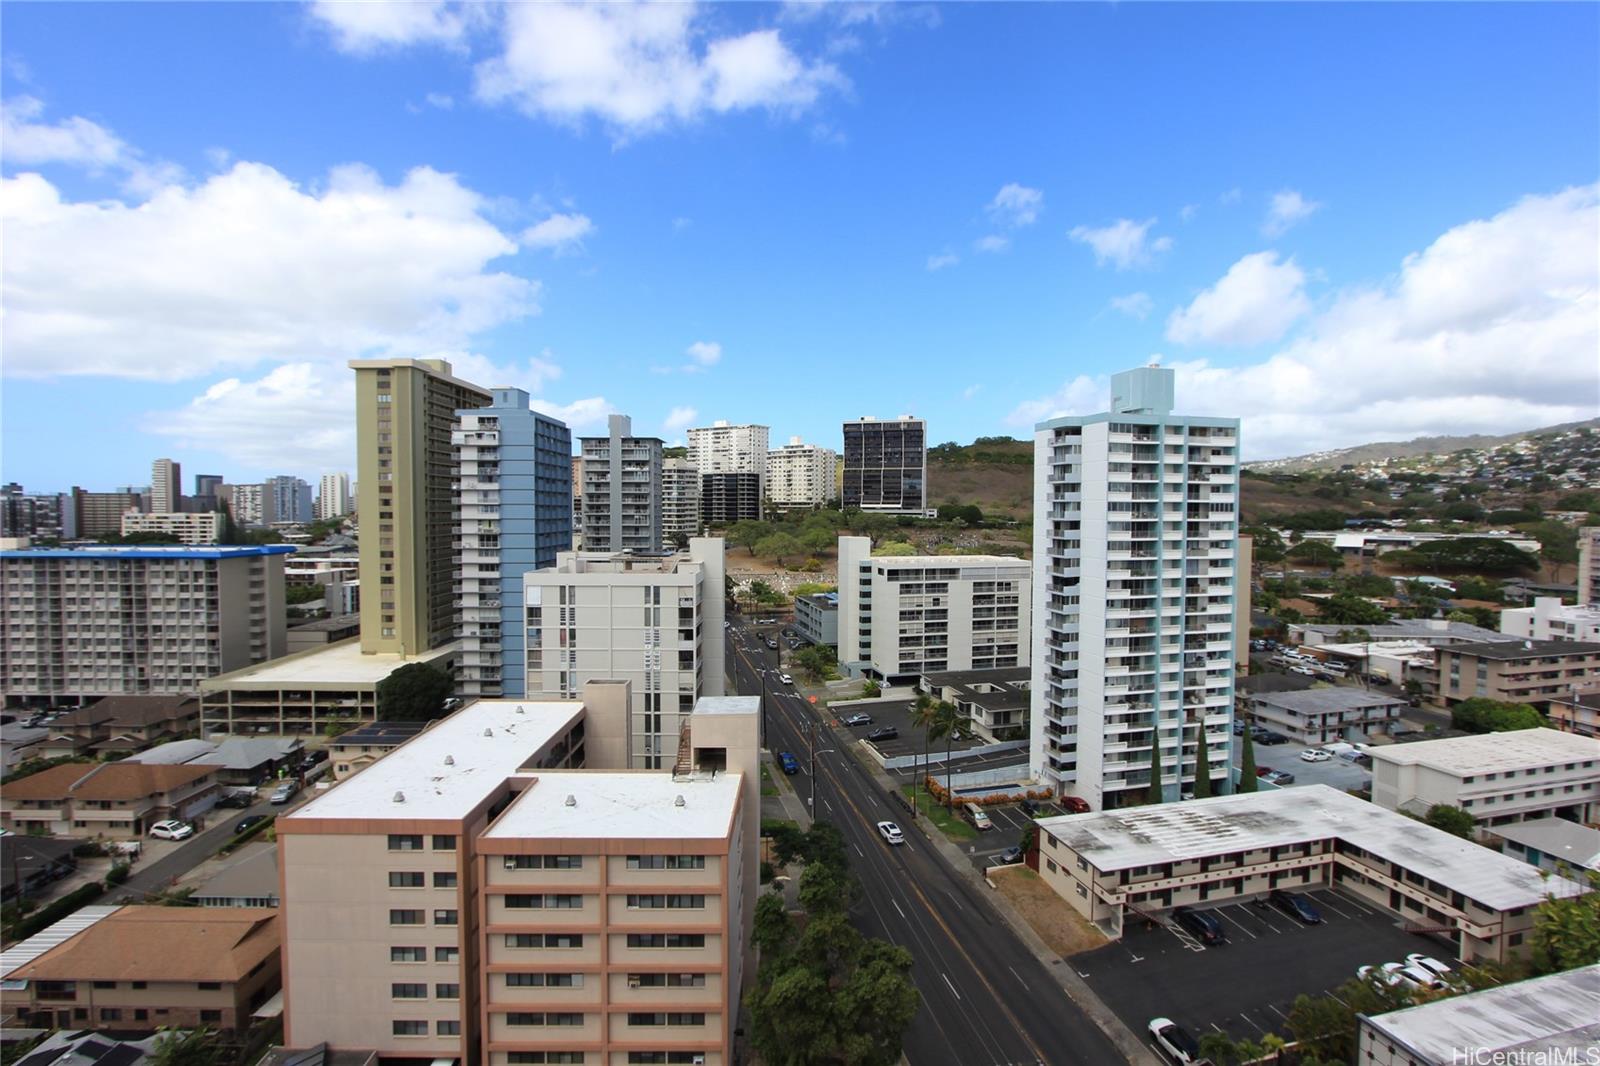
[1423,804,1476,839]
[1386,538,1541,576]
[375,662,455,722]
[1450,698,1544,734]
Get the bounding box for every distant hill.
[927,437,1033,519]
[1247,418,1600,473]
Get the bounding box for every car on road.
[778,752,800,775]
[866,726,898,742]
[235,815,268,835]
[1170,905,1227,945]
[777,673,793,685]
[997,845,1024,865]
[150,820,194,841]
[1406,953,1452,981]
[877,821,905,846]
[1270,889,1322,924]
[1299,749,1332,763]
[269,782,298,805]
[1147,1018,1202,1064]
[842,713,872,727]
[723,620,731,628]
[766,639,779,650]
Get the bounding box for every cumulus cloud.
[1,162,537,381]
[1165,252,1310,346]
[1012,185,1600,460]
[684,340,722,369]
[1,95,183,196]
[1263,189,1321,237]
[1068,217,1173,270]
[522,211,595,252]
[985,183,1043,228]
[146,363,357,471]
[531,395,616,432]
[309,0,477,53]
[662,405,699,433]
[925,250,958,271]
[1109,292,1154,319]
[973,234,1010,254]
[472,3,845,136]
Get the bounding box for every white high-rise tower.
[316,472,350,520]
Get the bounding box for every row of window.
[392,983,460,999]
[390,871,457,888]
[391,946,459,963]
[390,909,458,926]
[388,834,457,851]
[392,1020,459,1036]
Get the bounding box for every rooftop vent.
[484,728,494,737]
[393,791,405,804]
[674,795,685,807]
[516,705,525,714]
[564,794,577,807]
[444,755,455,766]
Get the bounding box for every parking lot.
[1074,887,1458,1053]
[955,801,1075,868]
[1236,735,1373,792]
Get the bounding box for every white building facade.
[1030,365,1241,809]
[765,437,838,509]
[150,458,181,514]
[1499,596,1600,644]
[688,422,768,486]
[121,511,225,545]
[1368,727,1600,828]
[522,539,726,768]
[316,473,350,520]
[661,457,701,548]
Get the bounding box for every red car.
[1061,796,1091,814]
[1256,766,1273,777]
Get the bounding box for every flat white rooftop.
[484,771,742,842]
[871,554,1027,568]
[286,699,583,822]
[1036,784,1582,911]
[200,638,457,689]
[1362,964,1600,1063]
[1367,728,1600,776]
[692,696,760,717]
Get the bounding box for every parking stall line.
[1305,891,1354,920]
[1327,890,1377,917]
[1214,908,1258,940]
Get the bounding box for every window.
[507,1013,585,1027]
[200,1010,222,1023]
[436,1020,460,1037]
[627,933,706,949]
[433,909,458,926]
[390,909,425,926]
[506,894,583,909]
[435,946,459,963]
[630,973,706,988]
[507,973,583,988]
[388,834,424,851]
[509,1056,584,1065]
[628,1056,705,1065]
[626,855,706,870]
[197,981,222,991]
[626,894,705,910]
[391,947,426,963]
[435,984,460,1000]
[392,1021,428,1036]
[100,1009,122,1022]
[433,872,458,889]
[627,1013,706,1027]
[389,872,425,888]
[131,982,147,990]
[93,981,116,989]
[392,984,427,999]
[505,855,582,869]
[134,1010,148,1021]
[433,835,457,850]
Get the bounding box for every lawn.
[899,784,977,842]
[990,865,1109,957]
[760,762,781,797]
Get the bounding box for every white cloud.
[522,211,595,252]
[962,384,982,400]
[672,216,692,231]
[309,0,475,53]
[1219,187,1242,205]
[1179,204,1198,223]
[985,183,1043,228]
[1067,217,1173,270]
[425,92,455,110]
[146,362,357,471]
[1109,292,1154,319]
[684,340,722,369]
[1,95,183,196]
[1014,185,1599,459]
[1165,252,1310,346]
[473,3,844,136]
[973,234,1010,253]
[530,395,615,432]
[1263,189,1321,237]
[926,250,958,271]
[662,405,699,433]
[1,162,537,381]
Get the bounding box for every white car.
[1147,1018,1202,1063]
[149,820,194,841]
[1406,953,1452,981]
[778,673,793,685]
[1299,749,1332,763]
[876,821,905,846]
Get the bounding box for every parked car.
[1061,796,1091,814]
[1255,766,1274,778]
[1259,731,1290,745]
[877,821,905,846]
[1231,721,1245,735]
[1358,963,1410,989]
[997,845,1024,865]
[1270,889,1322,924]
[1299,749,1332,763]
[1406,953,1452,981]
[235,815,268,835]
[766,638,779,650]
[1147,1018,1202,1064]
[842,713,872,727]
[964,804,993,831]
[778,752,800,775]
[867,726,898,742]
[1020,798,1040,815]
[1171,905,1226,945]
[777,673,793,685]
[269,782,298,805]
[216,790,254,809]
[150,820,194,841]
[1265,769,1296,785]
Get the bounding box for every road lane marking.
[941,972,961,1000]
[892,899,906,920]
[853,843,864,858]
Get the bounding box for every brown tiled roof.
[7,907,279,983]
[54,696,198,730]
[2,762,214,801]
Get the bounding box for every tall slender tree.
[1147,718,1164,805]
[1192,724,1214,799]
[1238,729,1258,793]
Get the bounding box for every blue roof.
[2,545,297,560]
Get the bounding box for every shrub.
[105,863,132,886]
[10,882,107,941]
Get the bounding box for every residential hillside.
[1246,418,1600,473]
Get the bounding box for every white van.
[964,803,993,831]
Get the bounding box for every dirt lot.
[990,865,1108,957]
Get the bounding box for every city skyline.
[3,2,1597,490]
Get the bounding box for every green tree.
[1320,593,1391,626]
[1451,697,1544,734]
[149,1029,223,1066]
[1147,722,1163,804]
[1243,525,1286,565]
[375,662,455,722]
[794,644,838,682]
[286,584,326,605]
[1286,540,1344,569]
[874,540,916,556]
[1529,868,1600,975]
[860,679,881,698]
[755,533,804,566]
[1191,726,1214,799]
[1237,729,1257,793]
[1520,519,1580,580]
[217,499,242,545]
[1423,804,1476,839]
[728,520,771,556]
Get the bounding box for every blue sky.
[3,1,1596,493]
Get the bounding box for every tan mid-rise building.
[351,358,492,657]
[1433,638,1600,711]
[121,510,225,545]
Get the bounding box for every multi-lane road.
[725,622,1130,1066]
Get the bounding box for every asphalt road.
[111,796,283,902]
[727,624,1127,1066]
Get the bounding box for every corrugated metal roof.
[0,904,120,981]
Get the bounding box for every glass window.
[388,835,424,851]
[389,872,425,888]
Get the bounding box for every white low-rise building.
[1246,687,1407,745]
[1368,727,1600,827]
[120,510,225,545]
[1499,596,1600,643]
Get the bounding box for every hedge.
[922,778,1054,807]
[217,814,277,856]
[10,881,107,941]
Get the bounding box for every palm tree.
[912,695,963,809]
[910,694,936,819]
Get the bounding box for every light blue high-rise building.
[455,387,572,698]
